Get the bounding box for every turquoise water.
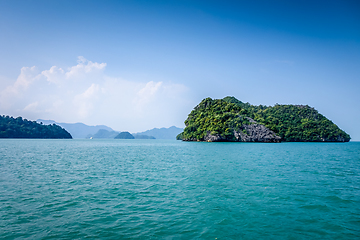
[0,139,359,239]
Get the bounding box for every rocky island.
[177,97,350,142]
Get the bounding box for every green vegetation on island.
[177,97,350,142]
[0,115,72,139]
[176,132,183,140]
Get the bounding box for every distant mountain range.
[37,119,183,140]
[132,134,156,139]
[37,119,114,139]
[135,126,183,139]
[88,129,156,139]
[89,129,119,139]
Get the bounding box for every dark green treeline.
[0,115,72,139]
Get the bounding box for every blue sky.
[0,0,359,139]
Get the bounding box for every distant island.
[177,97,350,142]
[86,129,155,139]
[88,127,182,140]
[38,120,179,139]
[1,115,72,139]
[115,132,135,139]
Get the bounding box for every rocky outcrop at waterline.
[184,120,281,143]
[233,123,281,142]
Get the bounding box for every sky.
[0,0,359,139]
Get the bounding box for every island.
[114,131,135,139]
[176,97,350,142]
[0,115,72,139]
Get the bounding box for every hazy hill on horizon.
[89,129,119,139]
[88,129,156,139]
[135,126,183,140]
[38,119,183,140]
[37,119,114,139]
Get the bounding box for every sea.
[0,139,359,239]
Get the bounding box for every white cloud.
[23,101,39,112]
[15,66,38,88]
[8,66,39,93]
[0,57,193,132]
[65,56,107,79]
[41,66,65,84]
[73,83,100,118]
[135,81,163,111]
[0,66,39,109]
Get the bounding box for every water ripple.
[1,140,360,239]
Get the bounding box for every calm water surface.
[0,139,360,239]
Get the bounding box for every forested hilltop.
[177,97,350,142]
[0,115,72,139]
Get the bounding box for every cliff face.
[188,119,281,143]
[234,123,281,142]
